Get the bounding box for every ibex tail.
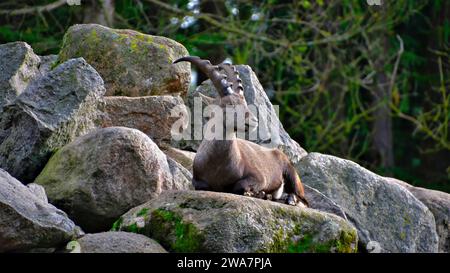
[284,164,309,207]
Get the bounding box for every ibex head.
[174,56,258,136]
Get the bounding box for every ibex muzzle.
[173,56,308,207]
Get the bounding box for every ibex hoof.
[243,191,254,197]
[286,194,298,206]
[265,194,273,201]
[256,191,266,199]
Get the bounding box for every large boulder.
[296,153,439,253]
[34,127,193,232]
[303,185,347,221]
[0,169,80,252]
[69,232,167,253]
[98,95,188,145]
[0,57,105,183]
[176,65,307,165]
[386,178,450,253]
[0,42,40,111]
[115,191,358,253]
[57,24,190,96]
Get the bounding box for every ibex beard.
[173,56,308,207]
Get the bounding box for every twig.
[389,35,404,95]
[144,0,288,47]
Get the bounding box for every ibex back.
[173,56,308,207]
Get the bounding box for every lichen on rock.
[116,190,358,253]
[34,127,192,232]
[296,152,439,253]
[0,57,105,183]
[57,24,190,96]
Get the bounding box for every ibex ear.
[198,93,216,105]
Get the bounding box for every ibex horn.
[173,56,233,97]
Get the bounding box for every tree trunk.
[196,0,228,84]
[372,20,394,171]
[83,0,115,27]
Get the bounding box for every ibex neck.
[204,132,237,151]
[199,132,240,162]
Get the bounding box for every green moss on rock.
[264,219,357,253]
[336,230,358,253]
[149,208,204,252]
[110,217,123,231]
[56,24,190,97]
[136,208,149,217]
[126,223,142,234]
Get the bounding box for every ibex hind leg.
[192,177,210,191]
[231,177,262,198]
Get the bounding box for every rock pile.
[0,24,447,253]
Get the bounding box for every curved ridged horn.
[173,56,230,97]
[218,63,244,95]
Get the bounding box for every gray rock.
[116,190,358,253]
[296,153,439,253]
[176,65,307,165]
[303,185,347,221]
[71,232,167,253]
[386,177,450,253]
[0,57,105,183]
[34,127,193,232]
[26,183,48,203]
[0,42,40,111]
[160,145,196,174]
[0,169,78,252]
[37,54,57,75]
[166,157,193,190]
[97,95,189,145]
[57,24,190,96]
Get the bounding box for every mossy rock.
[35,127,192,232]
[116,190,358,253]
[296,152,439,253]
[57,24,190,96]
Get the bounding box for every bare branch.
[388,35,404,95]
[0,0,67,16]
[144,0,289,47]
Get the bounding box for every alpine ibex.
[173,56,308,207]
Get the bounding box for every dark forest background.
[0,0,448,192]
